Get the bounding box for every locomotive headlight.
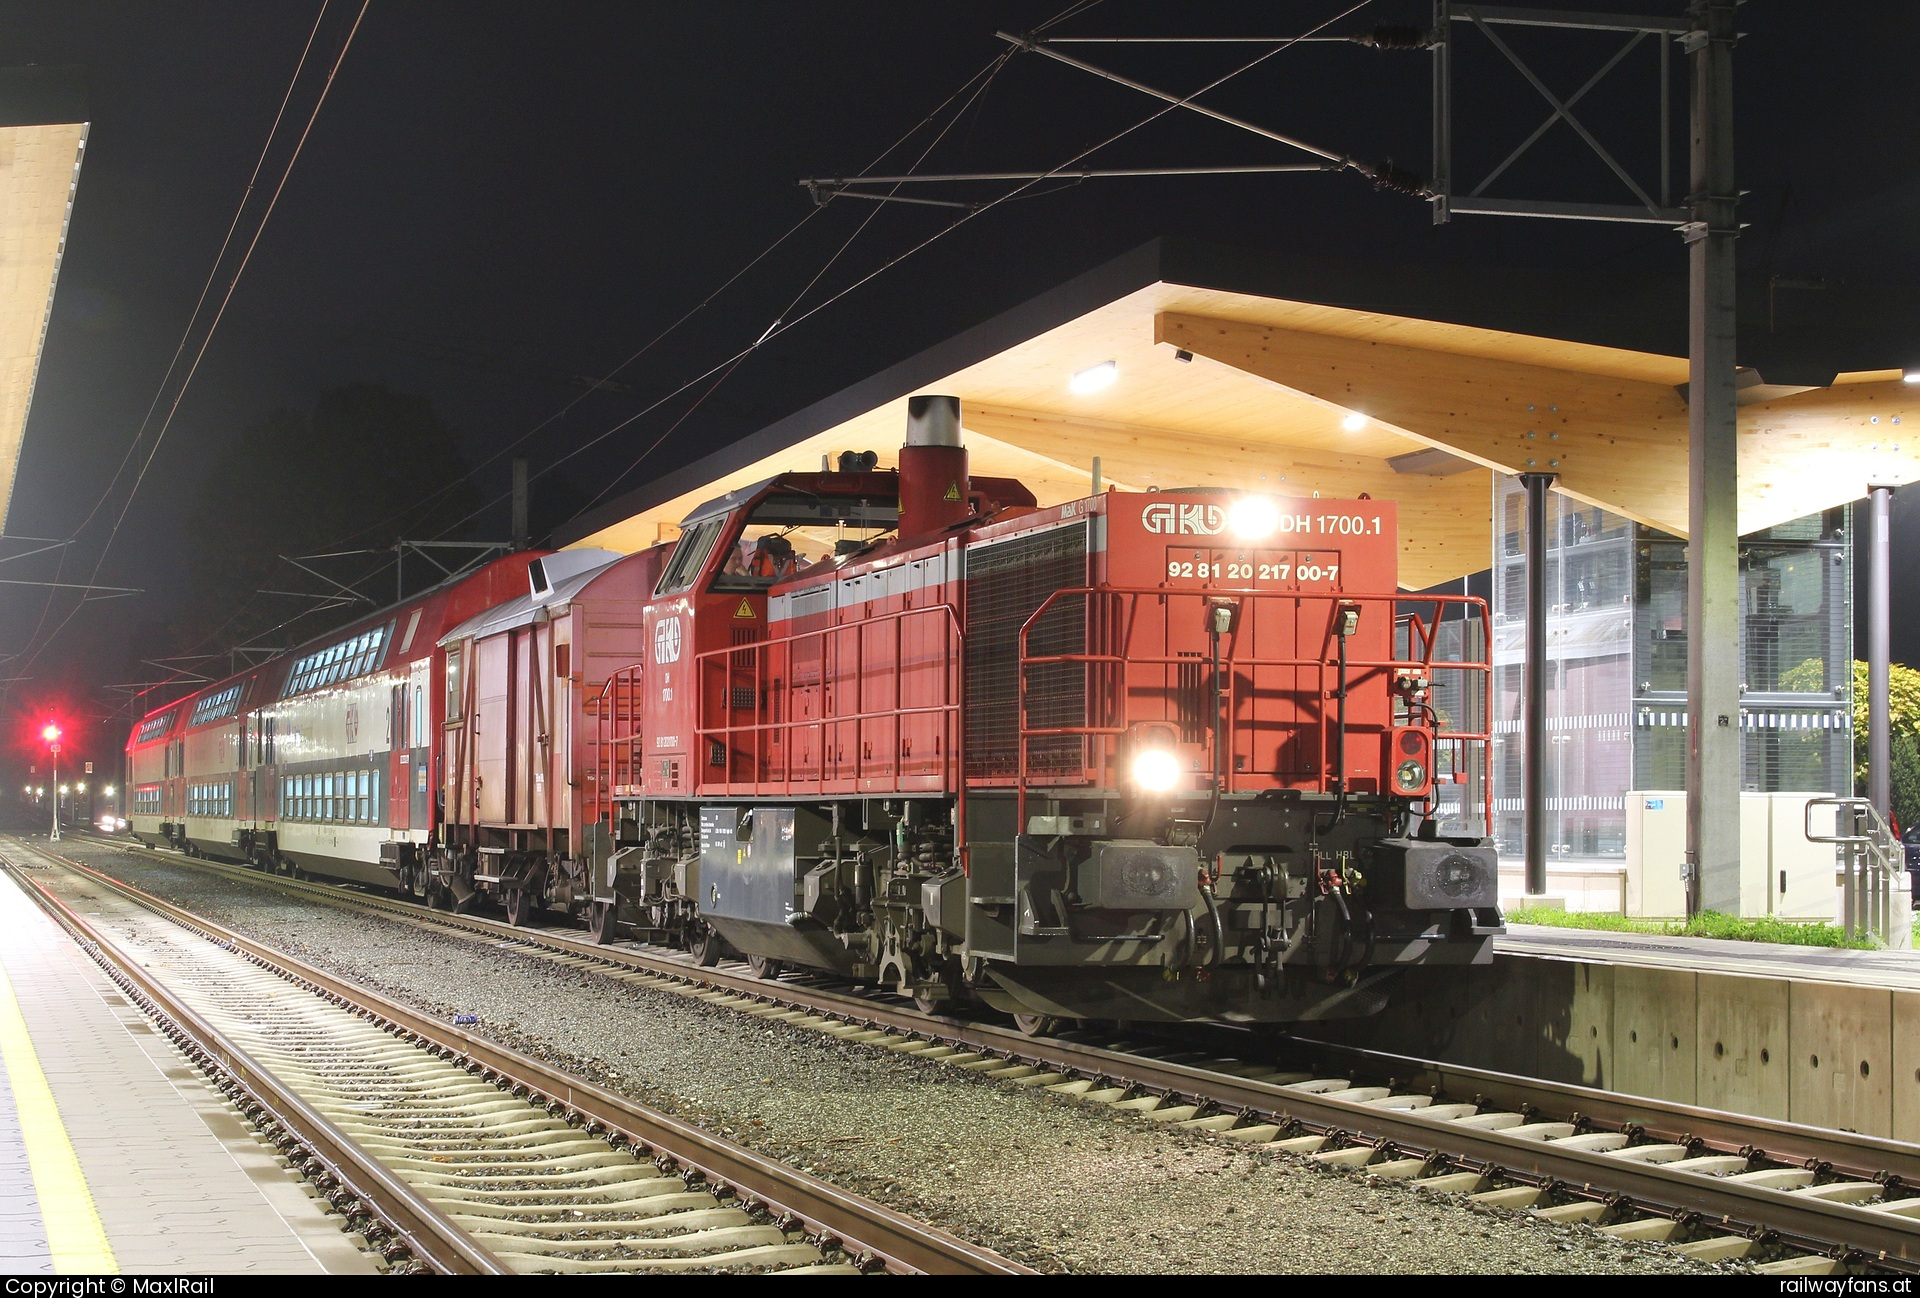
[1228,494,1281,541]
[1131,748,1182,794]
[1394,758,1428,792]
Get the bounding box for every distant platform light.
[1905,368,1920,384]
[1070,360,1117,394]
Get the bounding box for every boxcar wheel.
[691,927,723,967]
[1012,1012,1059,1038]
[747,954,783,981]
[504,887,535,928]
[587,901,616,945]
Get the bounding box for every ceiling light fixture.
[1341,412,1367,432]
[1904,368,1920,385]
[1070,360,1117,394]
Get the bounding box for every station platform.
[1323,917,1920,1143]
[0,861,377,1275]
[1496,923,1920,991]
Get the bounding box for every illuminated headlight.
[1394,759,1428,792]
[1227,494,1280,540]
[1131,749,1182,793]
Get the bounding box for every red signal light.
[41,723,59,742]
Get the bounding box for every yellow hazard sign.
[943,480,962,502]
[734,599,756,619]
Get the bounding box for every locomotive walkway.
[0,853,375,1274]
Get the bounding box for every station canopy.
[0,67,86,534]
[561,238,1916,590]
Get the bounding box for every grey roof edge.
[554,239,1172,545]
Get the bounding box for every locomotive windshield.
[659,490,900,596]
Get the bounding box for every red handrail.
[1013,587,1493,832]
[691,603,964,799]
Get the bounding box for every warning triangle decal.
[942,480,962,502]
[734,599,757,619]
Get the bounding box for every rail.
[1013,587,1492,829]
[12,837,1032,1276]
[46,830,1920,1273]
[1,847,507,1274]
[1806,796,1913,948]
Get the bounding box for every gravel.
[43,836,1739,1276]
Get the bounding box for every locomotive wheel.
[746,954,784,981]
[690,927,723,967]
[586,901,617,945]
[912,993,949,1017]
[1011,1012,1060,1038]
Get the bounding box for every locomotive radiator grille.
[964,522,1088,779]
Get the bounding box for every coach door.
[389,683,411,831]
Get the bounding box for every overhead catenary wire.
[488,0,1375,535]
[107,26,1042,709]
[3,0,336,701]
[7,1,373,698]
[100,0,1373,712]
[315,37,1029,555]
[573,41,1022,516]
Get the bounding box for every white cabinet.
[1624,790,1835,919]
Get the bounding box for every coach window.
[655,515,727,596]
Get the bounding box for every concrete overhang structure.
[560,238,1917,580]
[0,66,87,534]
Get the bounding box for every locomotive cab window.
[710,494,900,592]
[655,516,727,597]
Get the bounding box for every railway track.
[0,835,1031,1276]
[45,830,1920,1275]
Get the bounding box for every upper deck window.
[284,622,393,697]
[188,684,243,727]
[134,712,175,744]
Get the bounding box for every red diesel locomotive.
[130,394,1498,1027]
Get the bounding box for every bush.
[1506,906,1875,949]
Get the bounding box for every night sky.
[2,0,1916,775]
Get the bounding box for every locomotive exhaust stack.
[897,394,971,540]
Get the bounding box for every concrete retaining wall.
[1329,955,1920,1139]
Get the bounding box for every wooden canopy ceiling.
[0,117,86,533]
[570,262,1914,590]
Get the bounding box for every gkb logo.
[1141,502,1225,535]
[653,617,682,664]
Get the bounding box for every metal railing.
[1806,797,1913,948]
[693,603,963,797]
[1014,587,1493,829]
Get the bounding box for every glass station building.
[1488,474,1853,863]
